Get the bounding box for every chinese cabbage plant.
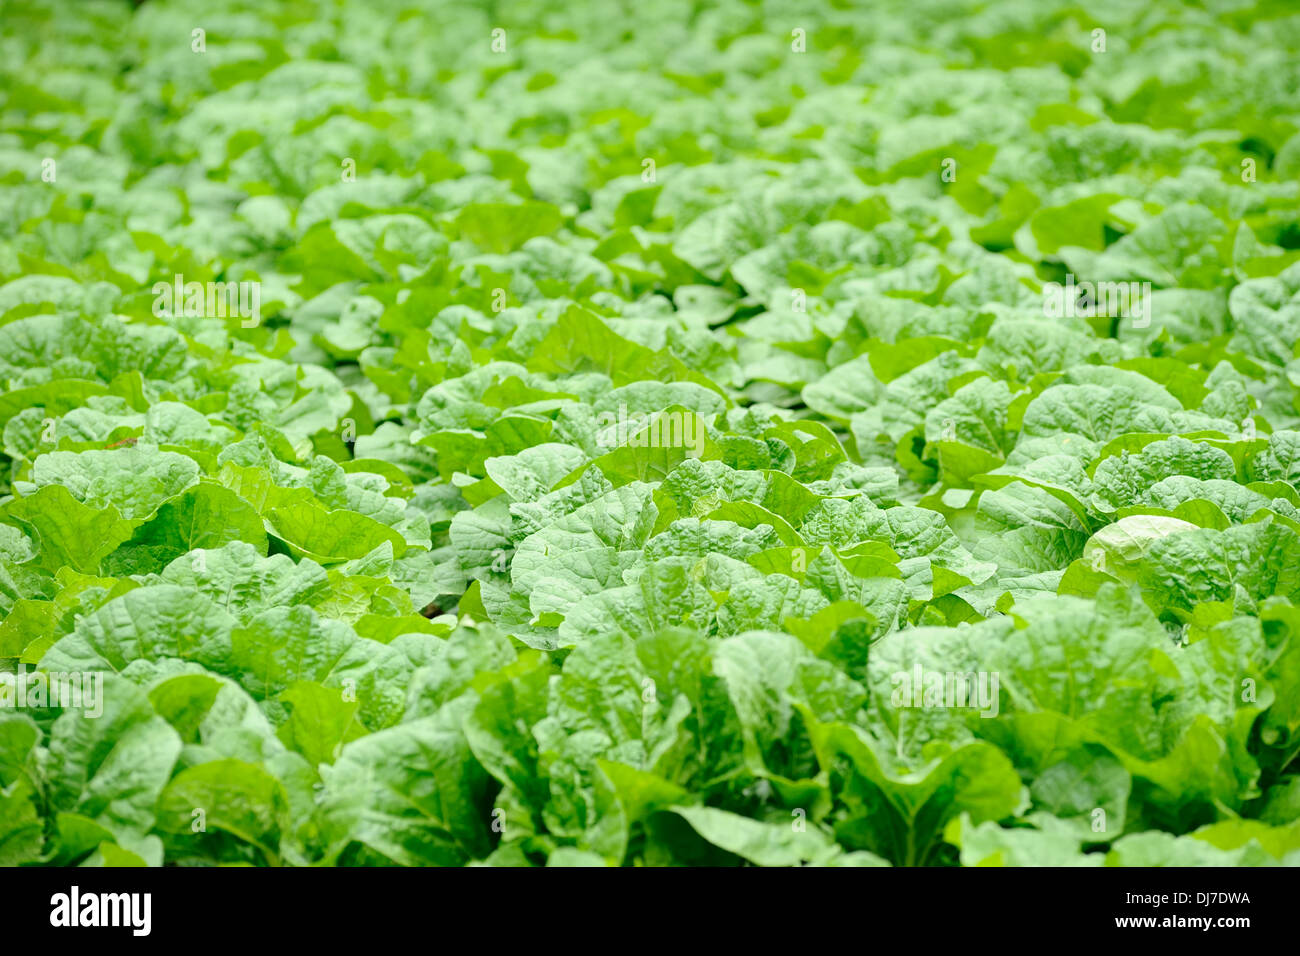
[1,0,1300,867]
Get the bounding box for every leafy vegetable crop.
[3,0,1300,867]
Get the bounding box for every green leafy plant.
[2,0,1300,867]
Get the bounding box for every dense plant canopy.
[2,0,1300,866]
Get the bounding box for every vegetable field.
[3,0,1300,867]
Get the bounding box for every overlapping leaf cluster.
[2,0,1300,866]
